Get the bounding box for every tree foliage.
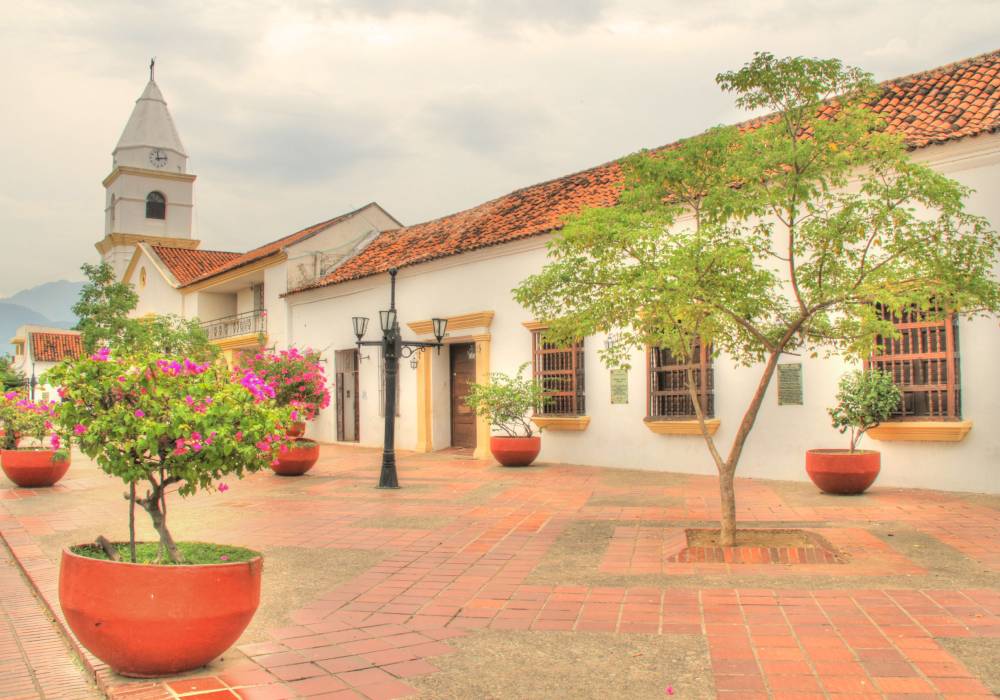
[514,52,999,544]
[73,262,140,353]
[466,363,543,437]
[72,262,217,361]
[0,355,26,392]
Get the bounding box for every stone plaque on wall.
[777,363,803,405]
[610,369,629,404]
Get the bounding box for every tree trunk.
[144,497,180,563]
[137,475,181,563]
[128,483,136,563]
[718,465,737,545]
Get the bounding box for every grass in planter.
[70,541,259,565]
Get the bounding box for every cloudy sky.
[0,0,997,296]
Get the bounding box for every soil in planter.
[70,541,259,565]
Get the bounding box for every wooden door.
[450,343,477,448]
[335,349,359,442]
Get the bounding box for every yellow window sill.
[866,420,972,442]
[643,418,720,436]
[531,415,591,431]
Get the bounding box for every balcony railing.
[201,310,267,342]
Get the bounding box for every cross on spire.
[149,57,156,81]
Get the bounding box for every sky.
[0,0,997,296]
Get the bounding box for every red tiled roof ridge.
[179,202,388,287]
[151,245,240,256]
[282,47,1000,293]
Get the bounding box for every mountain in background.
[2,280,84,323]
[0,280,83,354]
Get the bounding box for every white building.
[100,67,401,366]
[110,51,1000,493]
[8,327,83,401]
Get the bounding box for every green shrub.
[828,369,901,452]
[465,363,543,438]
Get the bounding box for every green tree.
[514,52,999,545]
[72,263,217,361]
[0,355,26,392]
[73,262,140,353]
[133,314,218,362]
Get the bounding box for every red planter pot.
[490,436,541,467]
[286,421,307,438]
[59,546,262,677]
[1,449,70,487]
[805,449,881,495]
[271,439,319,476]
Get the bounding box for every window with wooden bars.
[868,304,960,420]
[647,341,714,419]
[531,330,585,416]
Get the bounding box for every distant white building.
[8,326,83,401]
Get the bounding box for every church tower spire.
[97,61,199,279]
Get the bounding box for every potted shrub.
[47,349,291,677]
[0,392,69,487]
[242,348,329,474]
[466,364,544,467]
[806,369,901,494]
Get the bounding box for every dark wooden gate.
[450,343,476,448]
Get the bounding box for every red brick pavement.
[0,445,998,699]
[0,529,101,699]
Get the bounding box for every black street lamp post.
[353,268,447,488]
[29,364,37,401]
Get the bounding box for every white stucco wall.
[131,249,184,318]
[195,292,237,322]
[286,134,1000,494]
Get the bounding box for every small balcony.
[201,310,267,342]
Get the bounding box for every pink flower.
[220,554,230,561]
[91,347,111,362]
[218,483,229,493]
[665,686,674,696]
[134,409,145,418]
[73,424,87,436]
[50,434,60,450]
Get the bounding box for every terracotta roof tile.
[151,247,243,286]
[179,204,385,287]
[30,332,83,363]
[293,49,1000,293]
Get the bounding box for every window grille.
[531,330,585,416]
[648,341,714,419]
[868,304,960,419]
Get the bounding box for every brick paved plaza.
[1,445,998,699]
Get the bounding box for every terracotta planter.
[286,421,307,438]
[1,448,70,487]
[805,449,881,495]
[489,436,541,467]
[59,546,262,677]
[271,439,319,476]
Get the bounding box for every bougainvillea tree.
[241,348,330,422]
[0,391,63,453]
[47,349,291,563]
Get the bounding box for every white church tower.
[97,61,199,278]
